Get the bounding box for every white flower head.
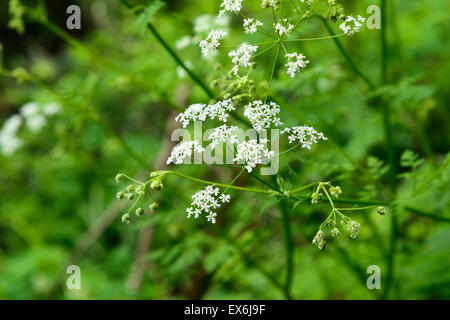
[244,100,283,131]
[186,185,229,224]
[243,18,263,34]
[219,0,244,17]
[339,15,366,36]
[228,43,258,76]
[234,139,274,172]
[175,99,235,128]
[0,114,23,156]
[166,140,205,165]
[274,18,294,36]
[281,125,327,149]
[285,52,310,77]
[262,0,279,9]
[207,124,239,148]
[199,29,227,56]
[20,102,46,133]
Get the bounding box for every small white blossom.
[0,114,23,156]
[219,194,230,203]
[281,126,327,149]
[42,102,62,116]
[347,221,360,238]
[234,139,274,172]
[261,0,279,9]
[199,29,227,56]
[219,0,244,17]
[186,185,229,224]
[285,52,310,77]
[274,19,294,36]
[207,124,239,148]
[300,0,313,6]
[20,102,46,132]
[243,18,263,34]
[194,14,229,34]
[175,35,193,50]
[175,99,235,128]
[244,100,283,131]
[339,15,366,36]
[228,43,258,75]
[166,140,205,165]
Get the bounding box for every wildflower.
[244,100,283,131]
[281,126,327,149]
[228,43,258,75]
[219,194,231,203]
[261,0,279,9]
[194,14,230,34]
[166,140,205,165]
[331,227,340,237]
[186,185,229,224]
[207,124,239,148]
[274,19,294,36]
[175,99,235,128]
[377,206,386,215]
[243,18,263,34]
[219,0,244,17]
[285,52,309,77]
[339,15,366,36]
[42,102,62,116]
[20,102,46,133]
[312,230,326,250]
[199,29,227,56]
[234,139,274,172]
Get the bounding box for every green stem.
[279,199,294,300]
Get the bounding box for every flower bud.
[116,191,124,200]
[377,206,386,215]
[135,207,144,216]
[121,214,131,224]
[115,173,125,183]
[149,202,159,213]
[126,193,135,201]
[331,227,340,237]
[127,185,135,192]
[150,178,164,191]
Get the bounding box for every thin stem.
[279,199,294,300]
[264,44,280,103]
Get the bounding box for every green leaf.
[135,0,165,35]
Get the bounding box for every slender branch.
[279,199,294,299]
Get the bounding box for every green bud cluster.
[377,206,386,215]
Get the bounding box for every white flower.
[300,0,313,6]
[274,19,294,36]
[43,102,62,116]
[281,126,327,149]
[243,18,263,34]
[207,124,239,148]
[186,185,229,224]
[244,100,283,131]
[228,43,258,76]
[347,221,360,238]
[166,140,205,165]
[175,99,235,128]
[20,102,46,133]
[262,0,279,9]
[219,194,230,203]
[339,15,366,36]
[199,29,227,56]
[234,139,274,172]
[175,35,193,50]
[285,52,310,77]
[219,0,244,17]
[0,114,23,156]
[194,14,229,34]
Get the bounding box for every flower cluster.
[219,0,244,17]
[244,100,283,131]
[243,18,263,34]
[234,139,274,172]
[274,19,294,36]
[186,185,230,223]
[285,52,310,77]
[261,0,279,9]
[175,99,235,128]
[207,124,239,148]
[166,140,205,165]
[199,29,227,56]
[0,101,61,156]
[281,125,327,149]
[229,43,258,75]
[339,15,366,36]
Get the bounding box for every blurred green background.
[0,0,449,299]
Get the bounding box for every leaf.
[135,0,165,35]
